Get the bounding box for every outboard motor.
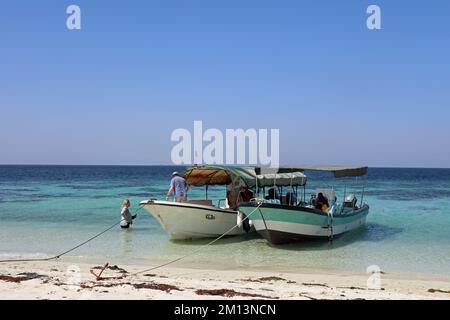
[237,212,251,232]
[343,194,358,209]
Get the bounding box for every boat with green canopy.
[238,165,370,244]
[140,165,258,240]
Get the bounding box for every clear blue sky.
[1,1,449,167]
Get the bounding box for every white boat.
[140,166,257,240]
[139,199,245,240]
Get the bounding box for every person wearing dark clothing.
[265,188,279,200]
[315,192,329,213]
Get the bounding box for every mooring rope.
[130,200,264,277]
[0,201,264,278]
[0,206,144,263]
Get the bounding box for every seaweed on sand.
[195,288,276,299]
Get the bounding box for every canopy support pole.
[361,185,365,207]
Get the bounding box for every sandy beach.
[1,260,449,300]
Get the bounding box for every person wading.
[120,199,137,229]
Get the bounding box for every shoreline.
[1,260,449,300]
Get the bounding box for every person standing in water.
[165,171,189,202]
[120,199,136,229]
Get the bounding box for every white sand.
[1,260,449,300]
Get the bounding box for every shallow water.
[0,166,449,275]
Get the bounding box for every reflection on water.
[119,228,134,256]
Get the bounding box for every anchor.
[90,262,109,281]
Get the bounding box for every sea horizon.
[1,164,450,170]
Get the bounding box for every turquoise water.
[0,165,449,275]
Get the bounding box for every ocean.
[0,165,449,275]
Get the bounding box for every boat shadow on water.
[267,223,403,251]
[169,232,261,246]
[165,222,403,250]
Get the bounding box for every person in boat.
[239,186,254,203]
[265,188,281,204]
[225,185,249,210]
[165,171,189,202]
[231,186,254,210]
[120,199,137,229]
[315,192,329,213]
[226,183,234,208]
[265,188,279,200]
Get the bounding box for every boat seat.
[188,199,213,206]
[281,192,297,205]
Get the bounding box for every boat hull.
[140,200,249,240]
[239,203,369,244]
